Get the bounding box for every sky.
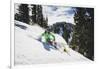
[42,5,75,25]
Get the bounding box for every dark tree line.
[15,4,29,24]
[15,4,48,28]
[70,8,94,60]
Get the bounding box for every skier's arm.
[53,35,55,41]
[51,33,55,41]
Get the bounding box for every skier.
[41,30,57,49]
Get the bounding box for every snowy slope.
[15,20,91,65]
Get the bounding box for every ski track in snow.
[15,20,91,65]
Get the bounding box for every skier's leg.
[43,42,51,51]
[52,41,58,49]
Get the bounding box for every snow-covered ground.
[15,20,91,65]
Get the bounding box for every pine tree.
[36,5,43,26]
[70,8,94,60]
[43,17,48,28]
[15,4,29,24]
[31,4,36,24]
[31,5,48,28]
